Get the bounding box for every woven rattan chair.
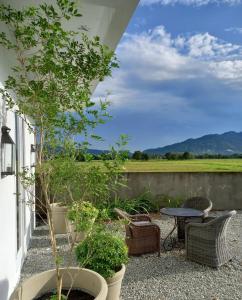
[185,210,237,267]
[177,197,213,240]
[114,208,161,256]
[182,196,213,217]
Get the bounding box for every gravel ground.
[21,211,242,300]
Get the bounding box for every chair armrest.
[186,222,208,230]
[131,221,153,227]
[130,214,152,222]
[186,216,216,230]
[203,201,213,215]
[203,216,216,223]
[184,217,203,224]
[129,222,160,238]
[186,218,216,241]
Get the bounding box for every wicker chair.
[182,197,213,217]
[185,210,237,268]
[177,197,213,240]
[114,208,161,256]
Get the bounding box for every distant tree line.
[195,153,242,159]
[75,150,130,162]
[131,151,242,161]
[131,151,193,160]
[75,149,242,162]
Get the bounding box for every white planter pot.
[67,221,87,243]
[106,264,126,300]
[67,218,95,243]
[10,268,108,300]
[50,203,67,234]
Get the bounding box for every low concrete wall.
[119,172,242,210]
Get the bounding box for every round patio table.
[160,207,204,251]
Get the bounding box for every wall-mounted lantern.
[1,126,15,176]
[30,144,36,167]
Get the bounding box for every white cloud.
[141,0,242,6]
[119,26,242,83]
[118,26,195,82]
[184,32,241,58]
[94,26,242,112]
[210,60,242,80]
[92,25,242,150]
[225,27,242,34]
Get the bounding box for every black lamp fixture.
[1,126,15,176]
[31,144,36,153]
[30,144,36,167]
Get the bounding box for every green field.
[122,159,242,172]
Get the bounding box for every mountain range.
[144,131,242,155]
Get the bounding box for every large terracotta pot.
[50,203,67,234]
[106,264,126,300]
[10,268,108,300]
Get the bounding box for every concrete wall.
[119,172,242,210]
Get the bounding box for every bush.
[96,190,157,220]
[159,194,184,208]
[128,191,157,213]
[164,152,194,160]
[67,201,99,232]
[132,150,143,160]
[182,152,193,160]
[132,151,149,160]
[75,231,128,279]
[142,153,149,161]
[164,152,179,160]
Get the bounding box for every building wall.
[0,1,139,298]
[0,30,35,300]
[119,172,242,210]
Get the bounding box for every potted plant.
[75,230,129,300]
[0,0,119,298]
[48,157,81,234]
[67,201,99,243]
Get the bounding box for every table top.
[160,207,204,217]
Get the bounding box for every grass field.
[122,159,242,172]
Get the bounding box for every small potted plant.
[75,230,128,300]
[67,201,99,242]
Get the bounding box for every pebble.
[21,212,242,300]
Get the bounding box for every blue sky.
[91,0,242,151]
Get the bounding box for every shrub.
[96,190,157,220]
[159,194,184,208]
[182,152,193,160]
[67,201,99,232]
[129,191,157,213]
[132,150,143,160]
[75,231,128,279]
[132,151,149,160]
[142,153,149,161]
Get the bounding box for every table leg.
[163,217,177,251]
[177,217,186,241]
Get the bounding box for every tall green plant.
[0,1,118,298]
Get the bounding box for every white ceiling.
[1,0,139,50]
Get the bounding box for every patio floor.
[20,211,242,300]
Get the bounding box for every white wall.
[0,0,139,298]
[0,24,35,300]
[0,107,35,300]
